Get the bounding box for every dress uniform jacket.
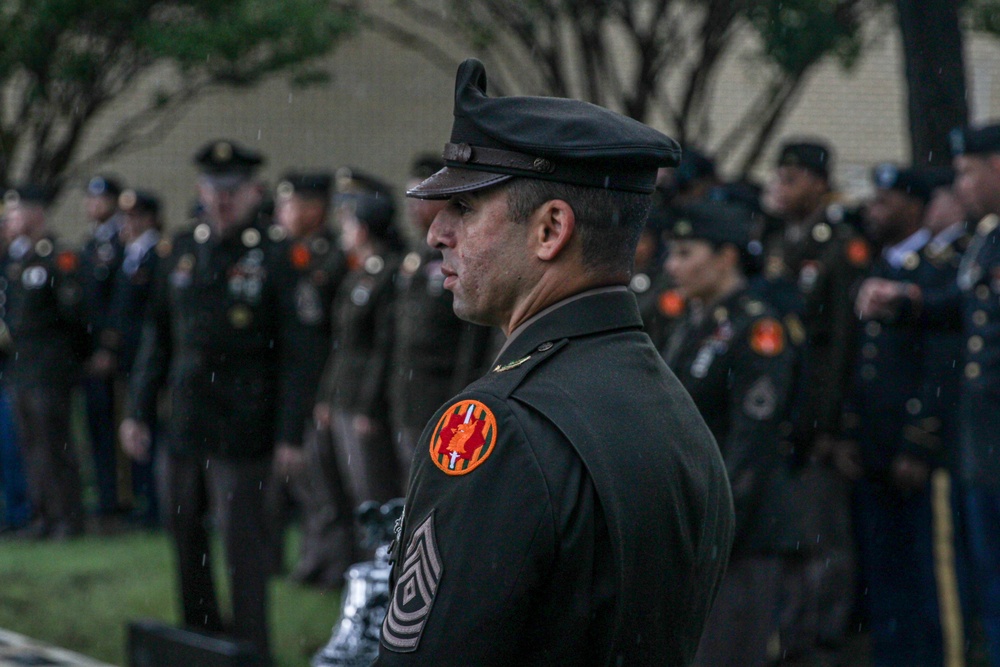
[320,252,402,419]
[761,205,871,446]
[4,237,89,387]
[664,288,796,555]
[129,220,324,457]
[376,288,734,666]
[105,230,161,375]
[79,215,124,348]
[843,231,942,474]
[389,245,492,433]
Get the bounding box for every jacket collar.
[494,286,644,365]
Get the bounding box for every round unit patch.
[429,400,498,476]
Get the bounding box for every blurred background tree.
[0,0,357,194]
[370,0,881,177]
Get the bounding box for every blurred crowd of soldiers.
[0,120,999,665]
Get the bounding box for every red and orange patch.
[57,250,78,273]
[658,289,685,318]
[290,242,311,270]
[750,318,786,357]
[429,400,498,476]
[846,238,871,267]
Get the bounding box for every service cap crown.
[670,201,754,250]
[86,174,123,198]
[277,172,333,200]
[950,123,1000,157]
[408,58,680,199]
[777,141,832,179]
[118,189,160,216]
[194,139,265,176]
[872,163,931,203]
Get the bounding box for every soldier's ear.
[531,199,576,262]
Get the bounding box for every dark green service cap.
[118,189,160,216]
[777,141,832,179]
[194,139,265,176]
[669,201,752,249]
[276,172,333,200]
[950,123,1000,156]
[4,184,54,207]
[872,163,931,203]
[408,59,681,199]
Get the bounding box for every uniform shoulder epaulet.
[472,338,570,400]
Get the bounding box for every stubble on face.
[430,185,533,329]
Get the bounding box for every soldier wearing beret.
[388,154,493,478]
[120,140,325,659]
[373,59,733,666]
[79,174,127,522]
[760,139,870,662]
[660,201,796,666]
[2,185,89,539]
[266,171,353,586]
[840,164,960,665]
[314,170,405,512]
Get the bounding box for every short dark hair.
[503,178,651,273]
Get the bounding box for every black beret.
[670,201,753,249]
[410,154,445,180]
[276,172,332,200]
[872,163,931,203]
[777,141,832,179]
[408,59,680,199]
[86,175,123,198]
[4,184,54,207]
[950,123,1000,156]
[118,189,160,216]
[675,147,716,190]
[194,139,265,175]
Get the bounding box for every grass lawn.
[0,528,341,666]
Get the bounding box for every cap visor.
[406,167,512,200]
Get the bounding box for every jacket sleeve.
[127,249,173,424]
[353,271,397,418]
[374,394,556,665]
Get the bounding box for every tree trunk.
[896,0,967,166]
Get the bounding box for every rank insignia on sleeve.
[429,400,498,476]
[750,318,785,356]
[382,512,443,652]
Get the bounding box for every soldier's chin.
[451,299,490,326]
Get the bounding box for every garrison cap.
[950,123,1000,156]
[86,174,123,198]
[4,184,54,207]
[669,201,753,250]
[777,140,832,179]
[276,172,333,201]
[872,163,931,203]
[118,189,160,216]
[408,58,681,199]
[194,139,265,176]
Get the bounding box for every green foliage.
[0,0,356,188]
[746,0,868,75]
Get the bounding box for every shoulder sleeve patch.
[846,237,871,267]
[749,317,786,357]
[429,399,498,476]
[382,511,443,653]
[290,242,311,270]
[56,250,78,273]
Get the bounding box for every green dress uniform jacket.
[376,287,734,666]
[129,220,326,457]
[664,288,797,555]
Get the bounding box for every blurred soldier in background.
[663,202,797,666]
[760,140,871,663]
[388,154,492,476]
[315,170,404,512]
[79,175,127,523]
[95,189,164,527]
[266,171,353,587]
[3,186,89,540]
[842,165,951,665]
[0,211,31,535]
[121,140,326,660]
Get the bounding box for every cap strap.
[443,143,556,175]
